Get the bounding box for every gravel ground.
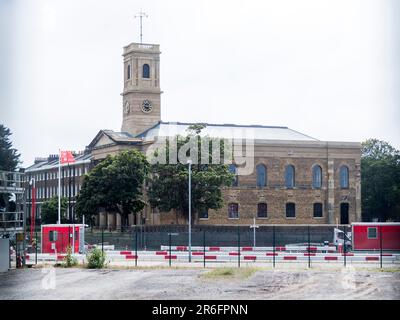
[0,266,399,300]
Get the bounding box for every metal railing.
[23,226,400,269]
[1,211,24,231]
[0,170,26,233]
[0,170,25,192]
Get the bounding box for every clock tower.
[121,42,162,136]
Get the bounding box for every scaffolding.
[0,170,26,234]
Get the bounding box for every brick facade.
[25,152,92,223]
[148,142,361,226]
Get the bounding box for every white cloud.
[2,0,399,166]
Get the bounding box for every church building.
[86,41,362,228]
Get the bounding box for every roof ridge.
[160,121,288,129]
[135,121,163,138]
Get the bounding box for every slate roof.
[136,121,318,142]
[25,152,92,172]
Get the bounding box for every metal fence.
[85,225,337,251]
[15,224,399,269]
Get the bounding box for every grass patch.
[201,267,261,280]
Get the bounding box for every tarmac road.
[0,267,399,300]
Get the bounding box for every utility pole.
[134,10,148,44]
[187,160,192,263]
[68,164,71,223]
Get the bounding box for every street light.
[187,159,192,263]
[250,217,259,249]
[29,178,36,246]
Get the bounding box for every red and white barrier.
[160,245,338,253]
[24,249,400,265]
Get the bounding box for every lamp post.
[187,159,192,263]
[250,217,259,249]
[29,178,36,245]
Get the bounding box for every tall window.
[340,165,349,189]
[313,203,323,218]
[312,165,322,189]
[257,203,267,218]
[142,64,150,78]
[228,203,239,219]
[256,164,267,188]
[285,165,295,188]
[229,164,238,187]
[286,202,296,218]
[127,64,131,80]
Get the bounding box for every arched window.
[257,203,267,218]
[313,203,323,218]
[340,165,349,189]
[256,164,267,188]
[229,164,238,187]
[228,203,239,219]
[127,64,131,80]
[286,202,296,218]
[312,165,322,189]
[285,165,295,188]
[142,64,150,78]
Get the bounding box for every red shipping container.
[41,224,85,254]
[352,223,400,251]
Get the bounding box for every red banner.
[60,151,75,164]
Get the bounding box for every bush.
[86,247,106,269]
[63,245,78,268]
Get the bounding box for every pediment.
[87,130,116,150]
[96,134,114,147]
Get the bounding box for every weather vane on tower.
[135,10,148,44]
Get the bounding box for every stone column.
[107,213,116,230]
[355,161,362,222]
[327,159,335,224]
[99,211,107,229]
[116,213,122,231]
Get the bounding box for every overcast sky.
[1,0,399,167]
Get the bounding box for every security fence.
[85,225,337,251]
[16,224,400,269]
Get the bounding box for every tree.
[41,197,68,224]
[147,126,235,223]
[75,149,150,226]
[0,124,20,171]
[0,125,21,213]
[361,139,400,222]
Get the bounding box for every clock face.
[141,99,153,113]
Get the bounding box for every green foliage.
[148,125,235,221]
[41,197,68,224]
[0,125,21,211]
[361,139,400,221]
[86,247,106,269]
[0,124,20,171]
[187,124,206,135]
[75,149,150,225]
[63,245,78,267]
